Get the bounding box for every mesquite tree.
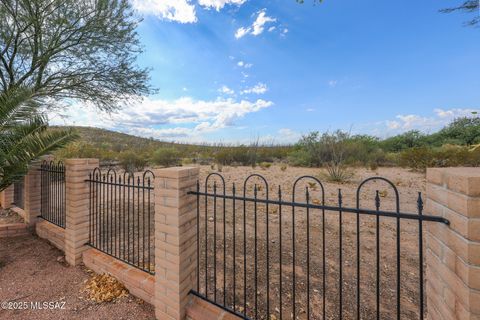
[0,0,152,111]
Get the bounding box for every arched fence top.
[242,173,269,198]
[86,167,155,189]
[205,172,226,193]
[292,175,325,203]
[40,160,65,173]
[356,176,400,212]
[188,172,449,225]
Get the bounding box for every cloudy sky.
[51,0,480,143]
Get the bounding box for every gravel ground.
[195,165,428,320]
[0,235,155,320]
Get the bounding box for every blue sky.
[52,0,480,143]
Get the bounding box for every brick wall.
[0,223,29,238]
[36,220,65,251]
[0,185,14,209]
[185,296,241,320]
[425,167,480,319]
[83,249,155,305]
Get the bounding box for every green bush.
[151,147,180,167]
[118,150,148,172]
[259,162,272,169]
[399,145,480,171]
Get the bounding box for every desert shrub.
[381,130,428,152]
[287,149,312,167]
[369,162,379,171]
[182,158,194,165]
[436,116,480,146]
[151,147,180,167]
[118,150,148,172]
[280,164,288,171]
[320,165,354,183]
[398,147,434,171]
[54,141,116,161]
[259,162,272,169]
[399,145,480,171]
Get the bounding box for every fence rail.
[87,168,155,274]
[40,161,66,228]
[189,174,450,320]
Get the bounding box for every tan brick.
[64,159,99,266]
[154,167,199,320]
[427,168,480,197]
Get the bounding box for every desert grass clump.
[259,162,272,170]
[320,164,354,183]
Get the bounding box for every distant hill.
[53,126,187,149]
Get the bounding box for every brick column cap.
[154,166,200,179]
[65,158,99,165]
[427,167,480,197]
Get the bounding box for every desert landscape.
[194,165,428,320]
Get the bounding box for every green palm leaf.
[0,87,77,191]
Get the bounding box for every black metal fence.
[189,174,450,320]
[13,179,25,209]
[87,168,155,274]
[40,161,66,228]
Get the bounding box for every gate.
[86,168,155,274]
[13,179,24,209]
[40,161,66,228]
[189,174,449,320]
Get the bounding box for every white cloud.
[235,27,251,39]
[251,9,276,36]
[49,96,273,141]
[131,0,197,23]
[241,83,268,94]
[268,26,276,32]
[379,108,480,136]
[235,9,276,38]
[277,128,301,142]
[258,128,301,144]
[328,80,338,87]
[306,108,315,112]
[237,60,253,68]
[198,0,246,11]
[218,85,235,95]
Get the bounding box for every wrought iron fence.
[189,174,450,320]
[13,179,25,209]
[40,161,66,228]
[87,168,155,274]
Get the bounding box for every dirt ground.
[0,235,155,320]
[194,165,429,320]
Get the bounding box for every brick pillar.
[0,185,14,209]
[23,159,45,225]
[425,168,480,319]
[64,158,99,266]
[154,167,199,320]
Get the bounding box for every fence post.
[64,158,99,266]
[24,157,50,225]
[0,185,14,209]
[154,167,199,320]
[425,167,480,319]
